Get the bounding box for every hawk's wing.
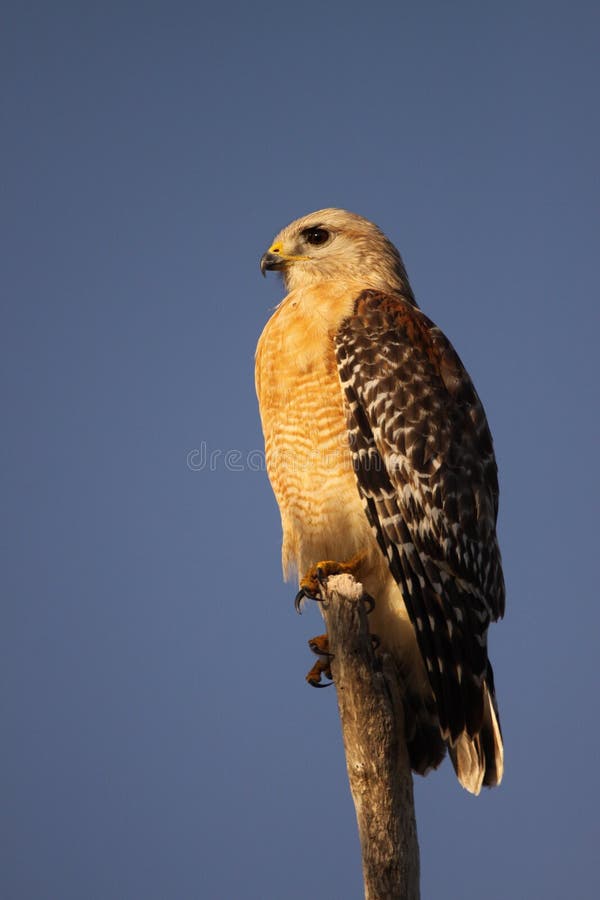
[335,290,505,742]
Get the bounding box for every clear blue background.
[3,2,599,898]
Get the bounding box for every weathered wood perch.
[320,573,420,900]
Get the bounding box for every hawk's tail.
[403,685,447,777]
[448,678,504,795]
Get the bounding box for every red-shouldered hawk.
[255,208,504,794]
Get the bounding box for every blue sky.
[2,2,599,898]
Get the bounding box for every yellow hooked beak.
[260,241,308,276]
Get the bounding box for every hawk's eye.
[302,227,330,246]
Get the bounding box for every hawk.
[255,208,504,794]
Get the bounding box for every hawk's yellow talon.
[305,655,333,687]
[308,634,333,657]
[298,552,367,603]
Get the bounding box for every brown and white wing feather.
[335,290,505,748]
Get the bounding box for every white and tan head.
[260,208,414,299]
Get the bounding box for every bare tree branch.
[321,573,420,900]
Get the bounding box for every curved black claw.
[308,679,334,689]
[361,592,376,614]
[294,587,322,614]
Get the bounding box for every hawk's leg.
[295,552,374,612]
[306,634,333,687]
[305,632,381,686]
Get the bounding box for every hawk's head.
[260,208,414,299]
